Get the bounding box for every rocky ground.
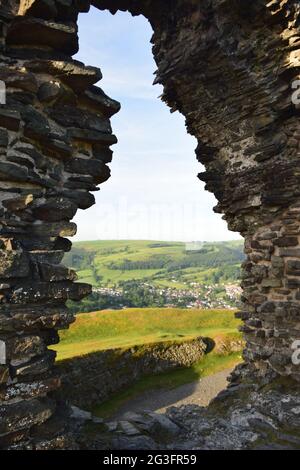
[69,376,300,450]
[113,369,232,419]
[9,376,300,450]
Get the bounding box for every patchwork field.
[64,239,244,288]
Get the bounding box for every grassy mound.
[52,307,243,418]
[53,307,242,360]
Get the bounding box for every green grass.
[53,308,241,360]
[63,239,244,288]
[52,306,243,418]
[92,351,242,419]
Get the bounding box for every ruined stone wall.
[0,0,300,450]
[94,0,300,383]
[57,337,207,409]
[0,0,120,448]
[145,0,300,386]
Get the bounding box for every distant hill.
[64,239,244,289]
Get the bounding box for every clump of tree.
[67,292,123,314]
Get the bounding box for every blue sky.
[73,7,241,242]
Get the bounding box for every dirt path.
[113,368,233,419]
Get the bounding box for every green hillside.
[53,307,243,417]
[64,239,244,288]
[53,307,242,360]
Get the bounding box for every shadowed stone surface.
[57,337,208,409]
[0,0,300,449]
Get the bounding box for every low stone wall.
[56,337,207,409]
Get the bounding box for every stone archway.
[0,0,300,449]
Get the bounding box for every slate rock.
[6,334,46,364]
[0,377,60,401]
[38,81,62,102]
[81,86,121,118]
[70,406,92,421]
[28,250,65,265]
[26,59,102,92]
[67,127,117,145]
[39,263,77,282]
[9,281,91,304]
[0,397,55,435]
[31,221,77,237]
[0,66,38,93]
[32,197,77,222]
[0,109,20,131]
[0,128,8,147]
[65,158,111,184]
[0,365,9,385]
[6,18,79,55]
[0,249,29,278]
[11,350,56,376]
[47,104,112,133]
[18,0,58,19]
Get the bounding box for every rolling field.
[53,307,242,360]
[63,239,244,288]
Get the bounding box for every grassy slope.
[53,307,242,360]
[64,239,244,287]
[53,307,243,418]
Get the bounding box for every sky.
[73,7,241,242]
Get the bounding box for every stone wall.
[0,0,300,449]
[94,0,300,384]
[57,337,207,409]
[0,0,120,449]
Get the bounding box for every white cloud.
[73,9,242,243]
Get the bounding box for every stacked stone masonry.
[0,0,300,449]
[57,337,208,409]
[0,0,120,449]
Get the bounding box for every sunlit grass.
[52,307,243,418]
[53,308,241,360]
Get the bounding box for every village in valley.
[75,280,242,313]
[64,240,244,314]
